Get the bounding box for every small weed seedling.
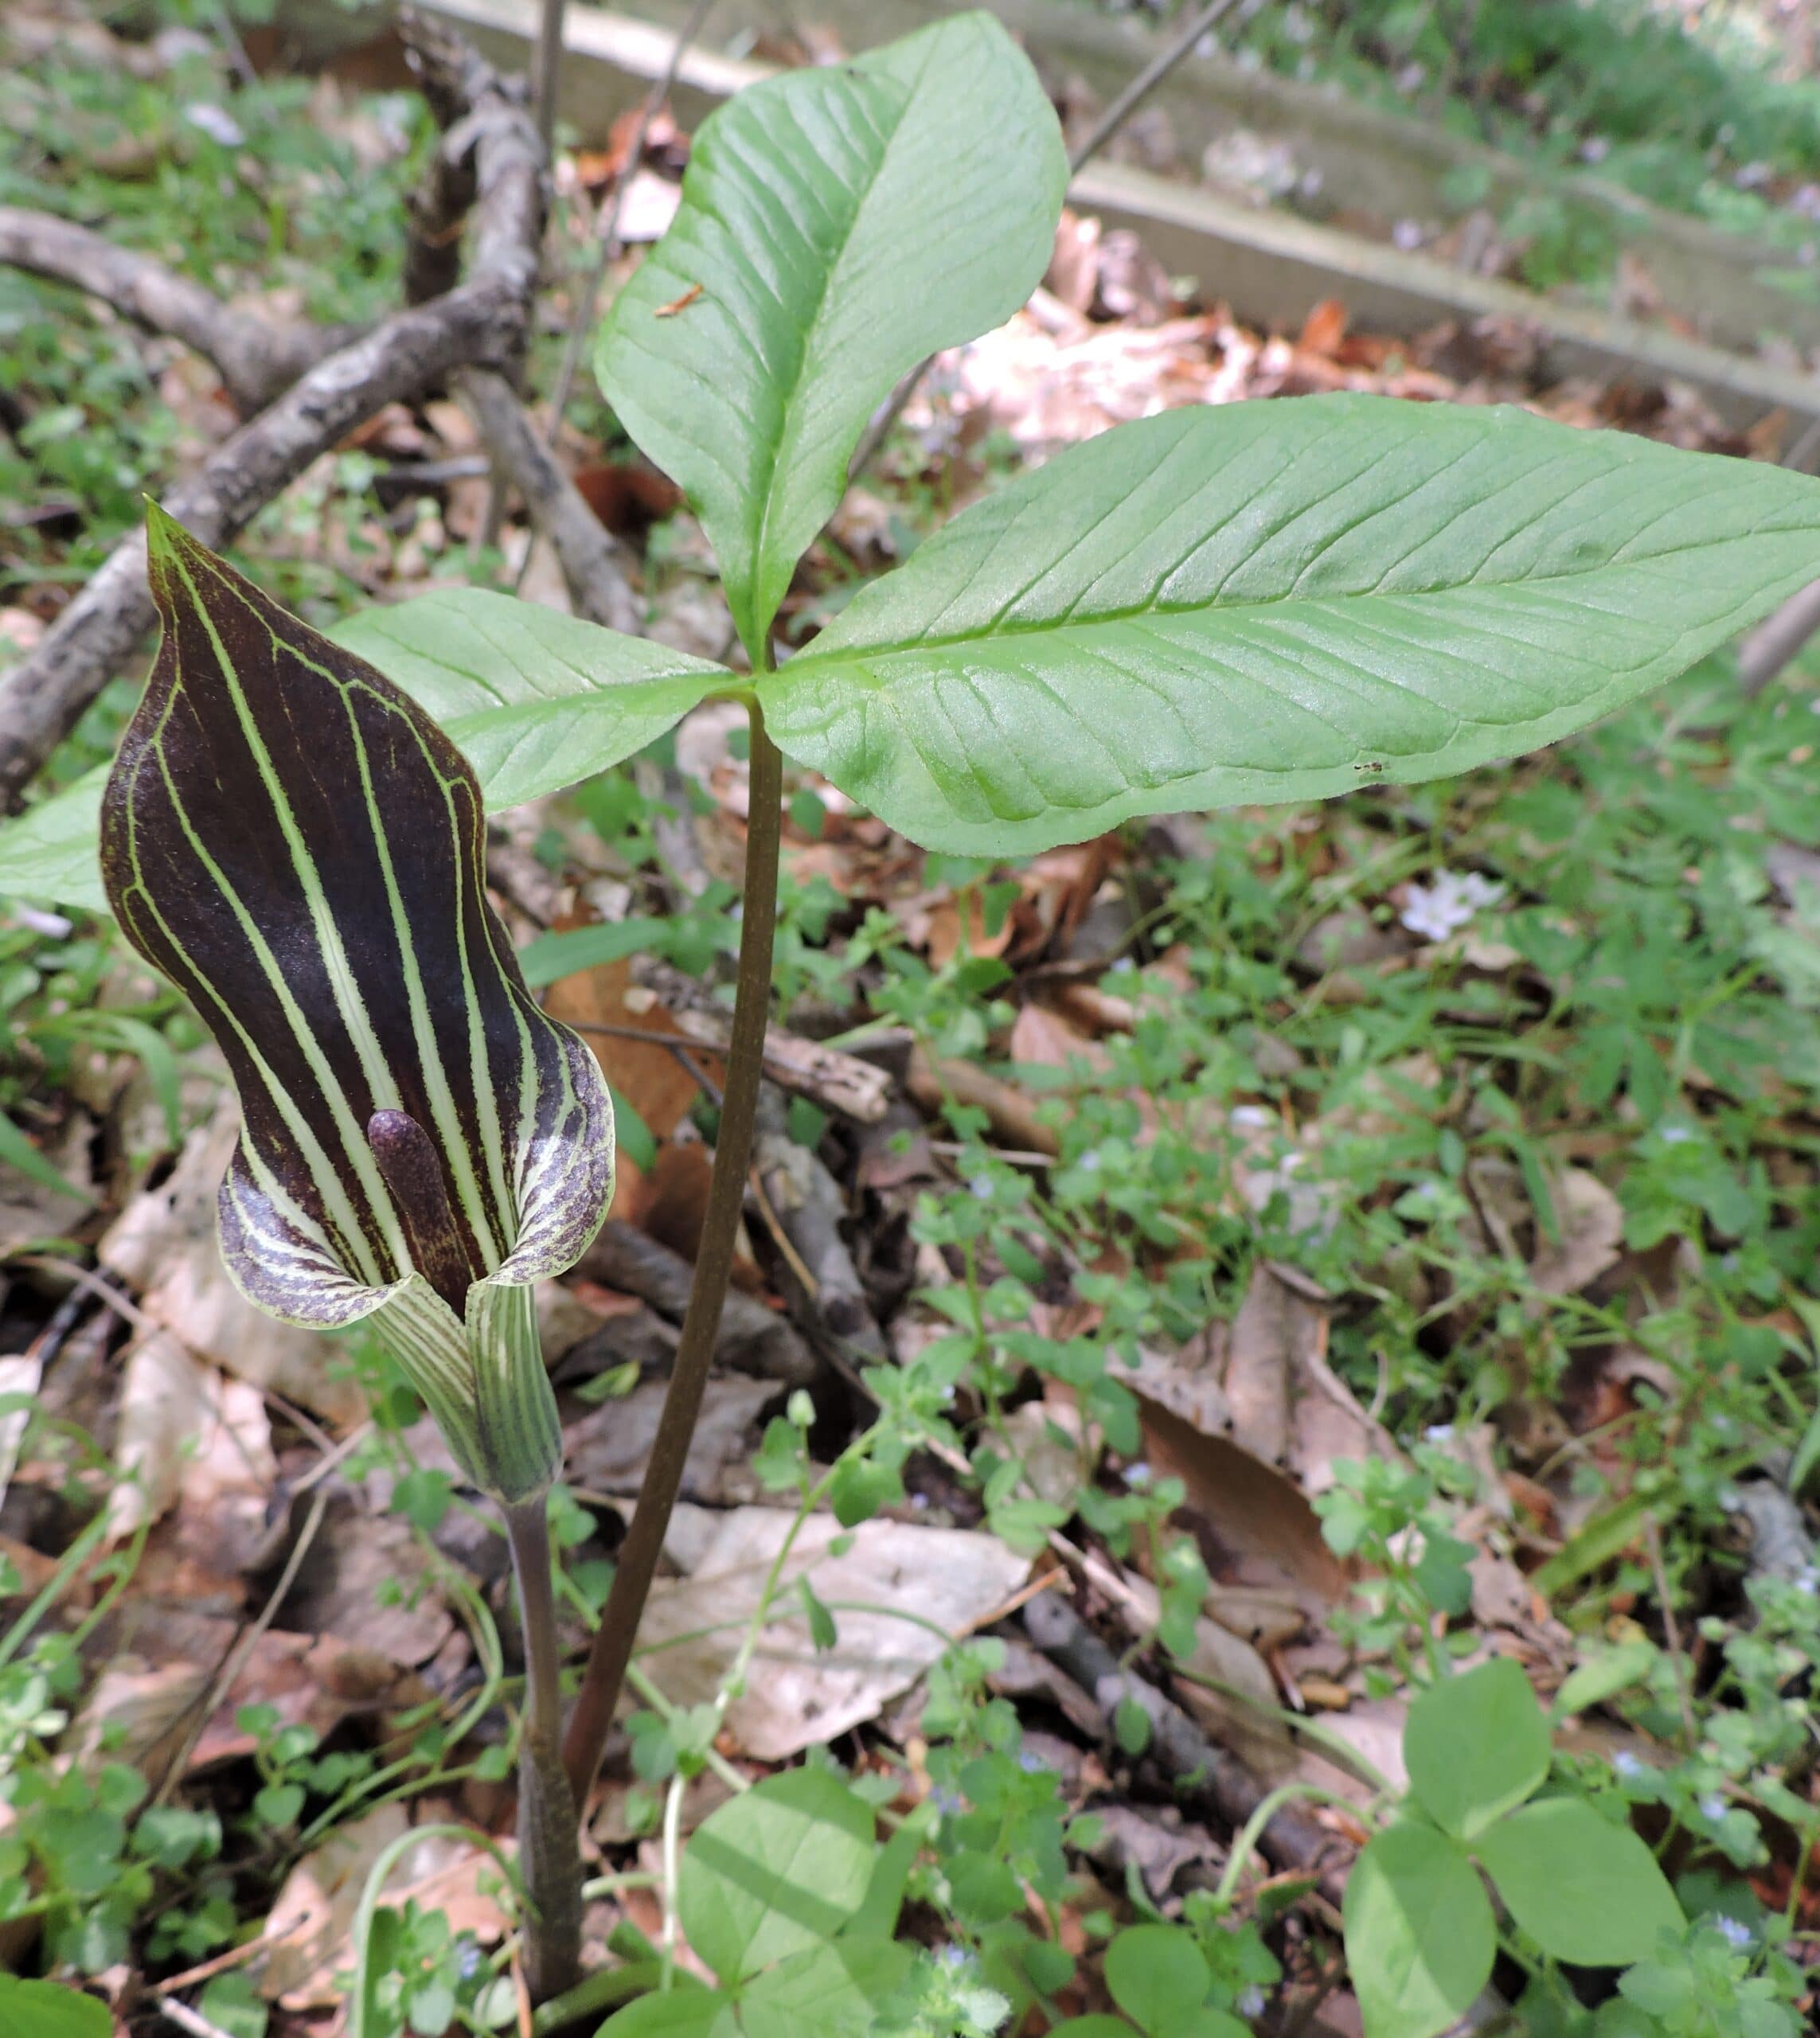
[13,8,1820,2021]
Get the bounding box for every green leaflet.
[0,591,732,912]
[759,394,1820,853]
[336,588,732,810]
[100,511,615,1501]
[595,10,1066,662]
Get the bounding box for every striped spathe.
[100,507,614,1501]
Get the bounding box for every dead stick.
[1023,1590,1347,1907]
[1736,576,1820,698]
[0,206,360,415]
[458,365,642,631]
[845,0,1255,484]
[540,0,717,447]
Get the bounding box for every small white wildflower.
[1658,1124,1697,1145]
[1123,1461,1153,1489]
[1237,1986,1268,2018]
[1700,1792,1728,1823]
[969,1173,994,1200]
[1078,1150,1101,1172]
[1713,1915,1753,1951]
[1795,1568,1818,1596]
[183,102,245,147]
[1612,1751,1645,1780]
[1424,1423,1455,1444]
[1400,869,1506,942]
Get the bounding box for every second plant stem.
[506,1495,584,2002]
[561,696,784,1809]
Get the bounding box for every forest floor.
[2,4,1819,2036]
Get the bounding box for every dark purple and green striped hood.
[101,509,614,1499]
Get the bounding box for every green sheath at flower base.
[100,507,615,1502]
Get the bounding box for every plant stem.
[562,700,784,1808]
[506,1496,584,2004]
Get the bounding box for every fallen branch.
[1736,575,1820,698]
[1023,1590,1348,1907]
[754,1085,889,1361]
[457,365,642,631]
[0,14,544,812]
[628,958,892,1123]
[0,207,361,415]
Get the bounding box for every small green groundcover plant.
[0,1971,110,2036]
[8,10,1820,2032]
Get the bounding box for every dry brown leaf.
[108,1334,273,1545]
[100,1099,361,1423]
[638,1506,1029,1760]
[1009,1001,1107,1073]
[564,1374,778,1505]
[258,1806,504,2007]
[1529,1167,1625,1294]
[543,949,704,1154]
[1132,1389,1346,1622]
[275,1504,455,1669]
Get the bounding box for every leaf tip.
[143,498,197,606]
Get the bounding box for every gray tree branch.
[0,205,361,416]
[0,17,545,814]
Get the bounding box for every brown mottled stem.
[505,1496,583,2003]
[561,697,783,1808]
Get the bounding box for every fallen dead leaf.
[275,1501,456,1669]
[564,1373,779,1505]
[108,1333,273,1548]
[100,1099,361,1423]
[1529,1167,1625,1295]
[638,1505,1029,1759]
[258,1805,506,2007]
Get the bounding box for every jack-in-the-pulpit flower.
[101,509,614,1501]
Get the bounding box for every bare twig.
[532,0,567,146]
[1063,0,1249,178]
[629,958,892,1122]
[0,207,361,414]
[541,0,717,448]
[844,0,1255,484]
[1023,1590,1349,1907]
[154,1996,238,2038]
[458,365,642,631]
[0,19,544,814]
[1736,576,1820,698]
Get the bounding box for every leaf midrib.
[748,62,919,591]
[784,526,1781,675]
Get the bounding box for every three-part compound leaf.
[760,395,1820,854]
[595,10,1066,662]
